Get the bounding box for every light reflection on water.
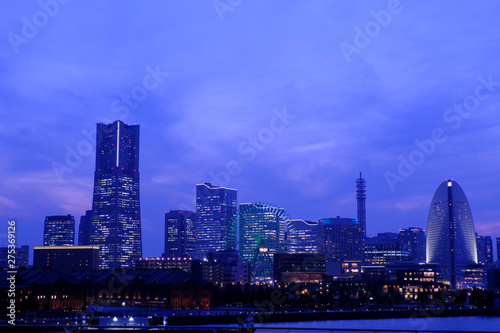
[255,316,500,332]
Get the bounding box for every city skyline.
[1,1,500,260]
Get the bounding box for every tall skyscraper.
[426,179,478,288]
[43,215,75,246]
[399,227,426,261]
[286,219,318,254]
[195,183,237,257]
[89,120,142,269]
[239,203,287,283]
[356,173,367,262]
[476,234,493,266]
[78,210,92,245]
[318,217,364,262]
[164,210,196,257]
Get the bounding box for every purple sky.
[1,1,499,261]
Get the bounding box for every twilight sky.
[1,0,499,260]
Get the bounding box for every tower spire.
[356,172,366,232]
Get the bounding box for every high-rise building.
[286,219,318,254]
[356,173,366,262]
[399,227,426,262]
[195,183,237,257]
[43,215,75,246]
[476,234,493,266]
[164,210,196,257]
[78,210,92,245]
[426,179,478,289]
[89,120,142,269]
[0,245,29,269]
[318,217,364,262]
[239,203,287,283]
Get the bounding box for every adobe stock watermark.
[6,220,17,326]
[209,107,295,187]
[177,107,295,212]
[339,0,404,63]
[52,64,169,182]
[7,0,70,54]
[385,74,500,192]
[213,0,243,21]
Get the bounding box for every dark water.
[255,316,500,332]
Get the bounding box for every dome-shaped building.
[426,179,478,288]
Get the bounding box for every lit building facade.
[476,234,493,266]
[364,235,411,265]
[136,257,193,274]
[89,121,142,269]
[239,203,287,283]
[286,219,318,254]
[44,215,75,246]
[164,210,196,257]
[273,253,326,284]
[318,217,364,262]
[195,183,237,258]
[318,217,364,279]
[0,245,29,269]
[399,227,426,262]
[426,179,478,289]
[361,266,389,281]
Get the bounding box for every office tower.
[0,245,29,269]
[399,227,426,261]
[89,120,142,269]
[239,203,287,283]
[195,183,237,257]
[164,210,196,256]
[426,179,478,289]
[286,219,318,254]
[43,215,75,246]
[476,235,493,266]
[365,233,411,265]
[318,217,364,261]
[78,210,92,245]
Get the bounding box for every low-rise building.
[135,257,193,274]
[33,245,99,271]
[273,253,326,284]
